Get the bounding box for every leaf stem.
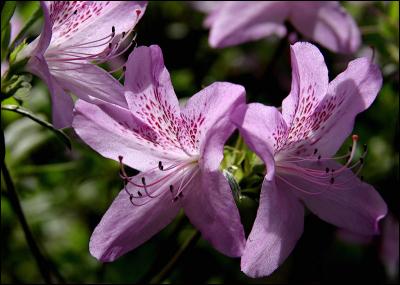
[1,157,53,283]
[149,230,201,284]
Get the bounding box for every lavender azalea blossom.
[232,42,387,277]
[201,1,360,53]
[72,45,246,261]
[21,1,147,128]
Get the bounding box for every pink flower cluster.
[22,1,388,278]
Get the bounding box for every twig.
[149,230,201,284]
[1,161,54,284]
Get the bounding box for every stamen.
[158,161,164,170]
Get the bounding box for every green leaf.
[9,40,27,65]
[1,105,72,150]
[1,2,16,32]
[1,24,10,61]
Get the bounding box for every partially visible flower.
[232,42,387,277]
[1,11,23,77]
[20,1,147,128]
[200,1,360,54]
[380,214,399,281]
[72,45,246,261]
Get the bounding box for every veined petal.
[279,160,387,235]
[124,45,189,155]
[89,167,181,262]
[18,1,52,61]
[302,57,382,157]
[281,42,329,132]
[181,82,246,169]
[46,1,147,55]
[27,55,73,128]
[241,178,304,278]
[232,103,284,178]
[72,100,188,172]
[208,2,288,48]
[290,2,360,54]
[50,61,127,107]
[183,170,245,257]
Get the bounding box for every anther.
[73,10,78,15]
[141,177,146,185]
[158,161,164,171]
[122,31,126,38]
[330,177,334,184]
[331,169,335,173]
[108,43,112,49]
[318,155,321,160]
[313,148,318,155]
[118,155,123,162]
[178,192,184,198]
[122,66,126,71]
[112,26,115,34]
[137,191,142,197]
[325,167,329,173]
[173,197,179,202]
[169,185,173,192]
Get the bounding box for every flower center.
[275,135,367,195]
[118,155,200,206]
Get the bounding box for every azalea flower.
[72,45,246,261]
[200,1,360,53]
[232,42,387,277]
[20,1,147,128]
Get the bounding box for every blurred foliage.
[1,1,399,284]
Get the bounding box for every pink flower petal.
[27,55,73,128]
[241,178,304,277]
[124,45,191,156]
[208,2,288,48]
[51,62,127,107]
[290,2,361,53]
[89,167,181,262]
[182,82,246,170]
[72,100,188,172]
[304,57,382,157]
[281,42,329,131]
[279,160,387,235]
[47,1,147,55]
[183,170,245,257]
[232,103,284,178]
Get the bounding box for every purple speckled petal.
[46,1,147,54]
[183,170,245,257]
[72,100,188,172]
[241,178,304,278]
[124,45,191,156]
[290,2,361,53]
[301,57,382,157]
[281,42,328,133]
[181,82,246,170]
[278,160,387,235]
